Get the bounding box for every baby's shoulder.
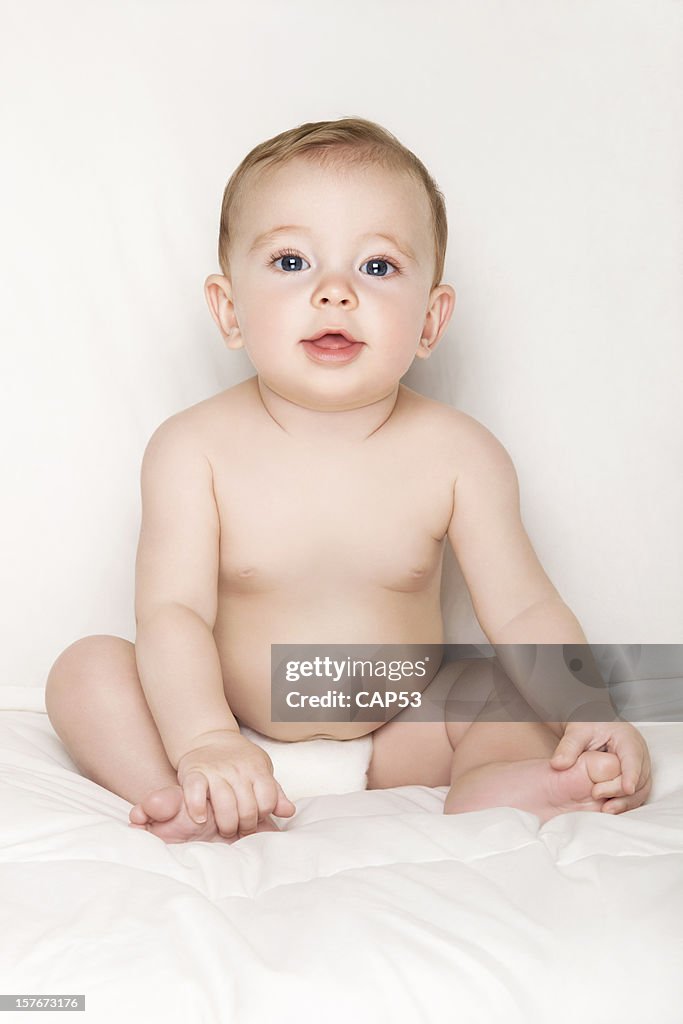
[399,385,503,452]
[148,379,256,444]
[139,382,257,481]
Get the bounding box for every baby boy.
[45,117,652,843]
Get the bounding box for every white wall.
[1,0,681,688]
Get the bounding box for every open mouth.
[300,333,365,364]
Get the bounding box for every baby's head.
[205,117,456,409]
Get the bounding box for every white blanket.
[1,689,682,1023]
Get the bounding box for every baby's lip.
[302,328,363,345]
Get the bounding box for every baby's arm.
[134,415,294,835]
[445,418,651,808]
[446,417,615,725]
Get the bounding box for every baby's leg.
[443,658,620,822]
[45,635,272,843]
[368,657,621,822]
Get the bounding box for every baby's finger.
[601,797,628,814]
[251,775,282,820]
[273,780,296,818]
[592,775,626,800]
[207,779,240,838]
[550,726,590,770]
[230,778,261,836]
[182,770,210,824]
[602,777,652,814]
[616,754,642,796]
[633,748,652,796]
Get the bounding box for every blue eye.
[269,251,310,273]
[267,249,403,277]
[361,258,397,278]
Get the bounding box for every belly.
[213,586,445,740]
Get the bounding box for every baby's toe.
[582,751,622,786]
[138,785,184,824]
[129,803,149,825]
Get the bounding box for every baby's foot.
[546,751,623,819]
[128,784,280,844]
[444,750,622,824]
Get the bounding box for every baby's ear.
[414,337,435,359]
[224,327,244,351]
[416,284,456,358]
[204,275,243,348]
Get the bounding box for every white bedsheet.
[1,689,682,1023]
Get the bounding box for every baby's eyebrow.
[248,225,417,262]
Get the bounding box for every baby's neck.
[254,376,401,444]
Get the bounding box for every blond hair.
[217,116,448,291]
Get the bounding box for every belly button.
[237,567,255,578]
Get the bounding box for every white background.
[1,0,681,689]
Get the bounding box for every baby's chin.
[257,370,401,412]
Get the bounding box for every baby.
[45,117,652,844]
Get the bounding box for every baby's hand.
[550,720,652,812]
[176,731,296,838]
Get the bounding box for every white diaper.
[239,725,373,804]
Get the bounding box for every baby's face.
[207,158,454,410]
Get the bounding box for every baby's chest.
[213,458,453,594]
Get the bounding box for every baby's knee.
[46,634,135,698]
